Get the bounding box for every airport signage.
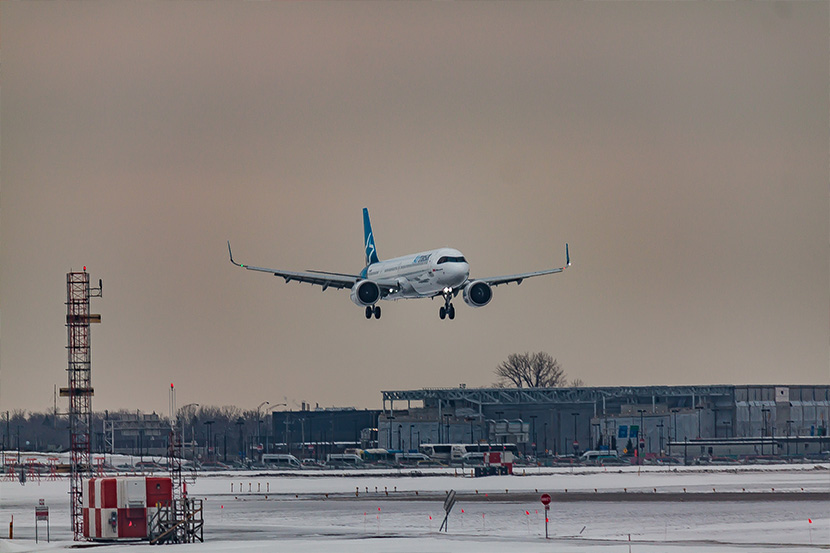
[439,490,457,533]
[35,499,49,543]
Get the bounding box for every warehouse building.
[377,384,830,458]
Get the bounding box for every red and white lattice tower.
[25,457,41,482]
[63,270,102,540]
[47,457,60,481]
[3,457,17,481]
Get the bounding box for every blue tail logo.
[363,208,379,266]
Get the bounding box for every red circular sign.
[540,493,552,506]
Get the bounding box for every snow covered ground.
[1,463,827,552]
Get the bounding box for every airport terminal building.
[377,384,830,458]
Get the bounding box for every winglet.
[566,243,570,267]
[228,241,244,268]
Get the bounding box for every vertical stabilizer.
[363,208,380,266]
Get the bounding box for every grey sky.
[1,2,827,415]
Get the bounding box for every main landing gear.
[365,305,381,319]
[439,289,455,320]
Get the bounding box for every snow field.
[0,464,827,553]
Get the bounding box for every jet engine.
[462,281,492,308]
[350,280,380,307]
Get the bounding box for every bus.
[419,443,520,464]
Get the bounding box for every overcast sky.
[1,2,827,416]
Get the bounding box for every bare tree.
[495,352,567,388]
[570,378,585,387]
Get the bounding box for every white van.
[579,450,619,463]
[459,452,485,465]
[326,453,364,468]
[394,452,431,465]
[261,453,302,468]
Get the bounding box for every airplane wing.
[228,242,399,293]
[471,244,570,288]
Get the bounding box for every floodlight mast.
[62,270,102,541]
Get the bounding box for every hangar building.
[378,384,830,458]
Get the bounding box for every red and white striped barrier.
[83,476,172,540]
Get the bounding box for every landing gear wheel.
[373,305,381,319]
[440,289,455,320]
[365,306,373,319]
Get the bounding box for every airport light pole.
[529,415,538,457]
[712,408,719,438]
[235,417,246,464]
[786,420,793,457]
[266,403,287,455]
[657,422,664,454]
[255,401,271,457]
[178,403,199,461]
[204,420,215,463]
[571,412,579,456]
[760,407,769,455]
[637,409,646,463]
[297,417,306,457]
[670,408,679,442]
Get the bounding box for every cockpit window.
[437,256,467,264]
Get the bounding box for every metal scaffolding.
[62,271,102,541]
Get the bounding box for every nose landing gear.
[439,289,455,320]
[365,305,381,319]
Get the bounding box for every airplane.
[228,208,570,320]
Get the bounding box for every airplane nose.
[450,262,469,286]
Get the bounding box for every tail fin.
[363,208,380,266]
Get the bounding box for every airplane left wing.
[228,242,400,293]
[473,244,570,288]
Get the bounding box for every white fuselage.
[364,247,470,300]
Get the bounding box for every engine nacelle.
[462,280,492,308]
[350,279,381,307]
